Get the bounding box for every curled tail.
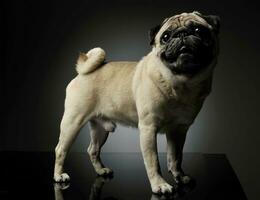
[76,47,106,75]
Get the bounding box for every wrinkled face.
[149,11,220,75]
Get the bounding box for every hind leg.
[54,109,89,182]
[87,119,114,176]
[54,78,95,182]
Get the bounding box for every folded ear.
[149,17,170,46]
[148,24,161,46]
[203,15,220,34]
[193,11,220,34]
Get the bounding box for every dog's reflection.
[54,182,70,200]
[54,176,195,200]
[88,176,117,200]
[150,183,196,200]
[54,176,117,200]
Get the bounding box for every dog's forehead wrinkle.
[164,13,209,28]
[156,15,211,46]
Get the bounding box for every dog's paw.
[152,182,173,194]
[53,173,70,182]
[54,182,70,190]
[95,175,113,184]
[181,175,192,184]
[96,167,113,176]
[173,174,193,185]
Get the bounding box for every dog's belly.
[99,92,139,127]
[92,61,139,127]
[105,110,139,127]
[100,88,138,127]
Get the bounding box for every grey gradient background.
[3,0,260,199]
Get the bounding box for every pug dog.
[54,11,220,194]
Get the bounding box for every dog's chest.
[166,102,201,126]
[161,84,207,127]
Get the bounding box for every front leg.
[166,125,192,185]
[139,122,173,194]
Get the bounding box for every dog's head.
[149,11,220,76]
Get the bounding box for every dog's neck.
[145,51,214,103]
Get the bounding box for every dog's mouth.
[162,45,201,73]
[165,46,194,63]
[161,40,213,75]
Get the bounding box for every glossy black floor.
[0,152,247,200]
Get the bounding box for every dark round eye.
[194,27,200,34]
[161,32,170,43]
[193,26,209,37]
